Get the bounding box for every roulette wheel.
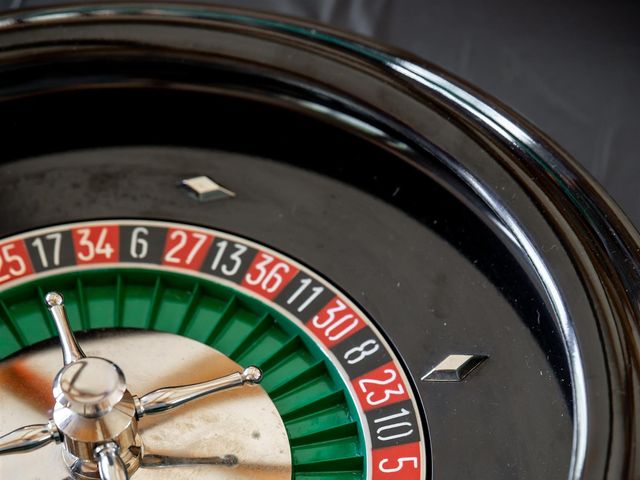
[0,3,638,479]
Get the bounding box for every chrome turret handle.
[0,422,61,455]
[96,443,130,480]
[45,292,85,365]
[135,366,262,418]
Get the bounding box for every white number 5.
[0,243,27,283]
[379,456,418,473]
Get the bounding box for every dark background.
[1,0,639,227]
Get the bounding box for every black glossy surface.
[0,88,574,477]
[1,0,639,228]
[0,6,639,479]
[0,88,573,402]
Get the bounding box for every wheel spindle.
[0,291,264,479]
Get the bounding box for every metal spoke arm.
[0,422,60,455]
[141,452,238,468]
[46,292,85,365]
[96,443,129,480]
[135,366,263,418]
